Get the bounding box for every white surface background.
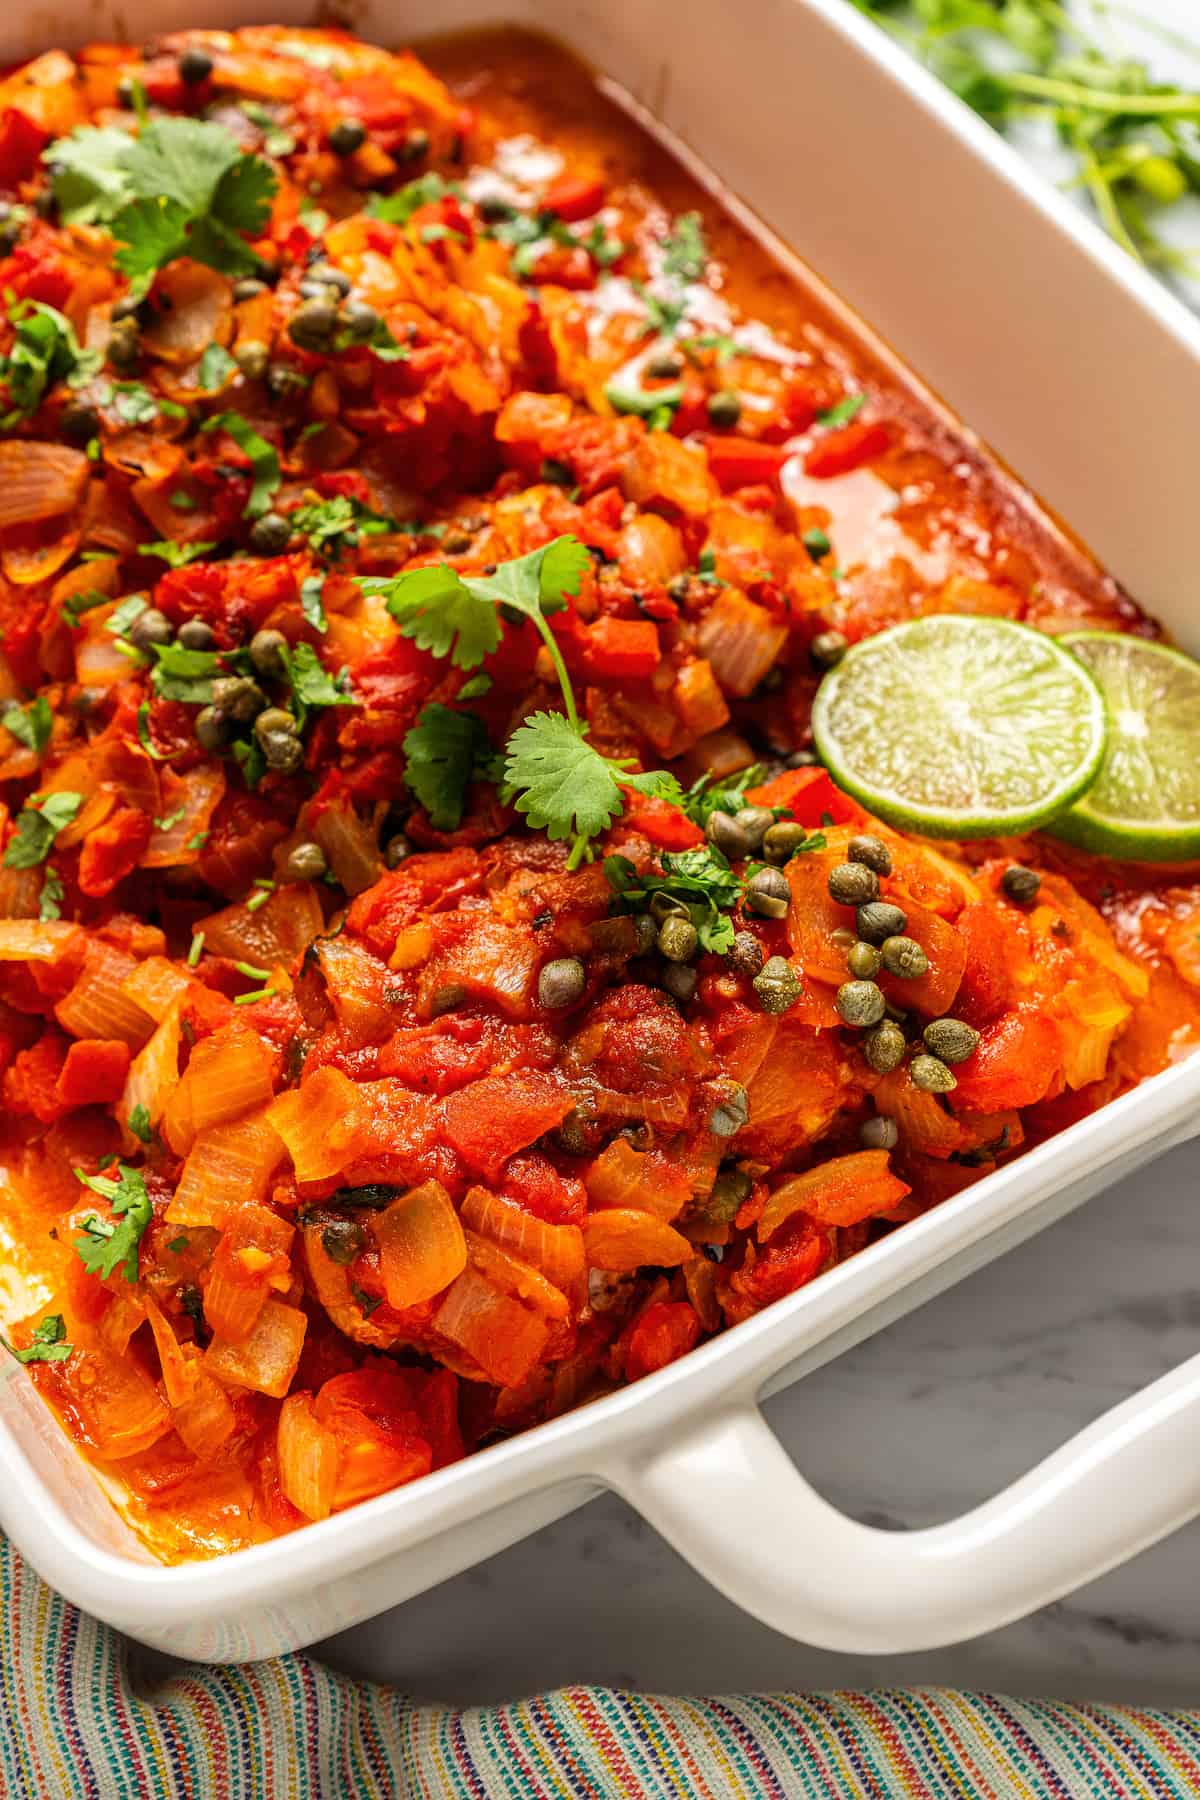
[307,2,1200,1704]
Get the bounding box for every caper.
[707,389,742,428]
[880,934,929,980]
[384,832,412,868]
[194,705,230,752]
[657,913,699,963]
[727,930,764,979]
[111,295,143,323]
[827,861,879,906]
[284,840,327,883]
[249,627,288,679]
[785,748,823,768]
[830,925,857,950]
[322,1218,366,1264]
[708,1084,749,1137]
[922,1017,980,1065]
[860,1115,899,1151]
[60,400,99,444]
[441,528,473,554]
[856,900,908,945]
[212,675,266,724]
[259,728,304,774]
[848,834,893,876]
[761,820,809,865]
[846,940,881,980]
[538,956,586,1010]
[396,128,430,164]
[329,118,367,156]
[177,618,215,651]
[1001,864,1041,905]
[288,298,338,352]
[307,264,352,296]
[128,607,172,652]
[249,511,292,555]
[539,457,573,488]
[177,47,214,84]
[646,349,683,380]
[107,317,141,370]
[254,705,298,742]
[836,979,886,1028]
[911,1053,957,1094]
[752,955,802,1014]
[811,630,848,669]
[707,1167,751,1220]
[733,806,774,851]
[744,866,789,919]
[650,891,689,925]
[660,960,698,1003]
[337,299,379,343]
[0,223,19,257]
[299,278,340,304]
[706,809,752,860]
[666,573,691,602]
[477,192,514,223]
[116,76,137,108]
[235,340,270,379]
[632,912,658,956]
[233,278,268,302]
[862,1018,906,1074]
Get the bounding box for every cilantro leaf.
[366,173,456,226]
[150,642,219,704]
[661,211,708,284]
[38,866,64,921]
[681,764,766,828]
[372,563,502,670]
[127,1103,152,1144]
[107,118,277,294]
[198,343,237,390]
[0,300,101,426]
[464,536,590,623]
[45,124,137,225]
[139,539,218,568]
[73,1162,152,1283]
[503,711,624,848]
[283,642,355,728]
[2,695,51,754]
[291,494,392,560]
[621,768,687,808]
[203,413,281,518]
[300,575,328,634]
[605,845,742,953]
[4,792,83,869]
[817,393,866,430]
[403,703,490,830]
[1,1313,73,1365]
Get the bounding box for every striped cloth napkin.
[2,1537,1197,1799]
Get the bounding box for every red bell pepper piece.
[745,766,859,827]
[583,615,662,680]
[621,792,705,852]
[706,437,789,492]
[542,173,606,221]
[804,418,891,478]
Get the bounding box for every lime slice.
[1046,632,1200,861]
[811,615,1107,838]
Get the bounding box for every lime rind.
[1047,631,1200,862]
[811,615,1108,839]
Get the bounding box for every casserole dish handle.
[617,1352,1200,1651]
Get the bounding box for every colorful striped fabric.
[2,1537,1199,1799]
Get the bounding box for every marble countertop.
[317,1139,1200,1705]
[316,2,1200,1707]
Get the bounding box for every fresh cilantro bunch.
[45,116,277,295]
[365,535,644,865]
[852,1,1200,270]
[0,300,101,427]
[605,846,745,953]
[73,1162,153,1283]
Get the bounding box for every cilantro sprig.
[46,117,278,296]
[2,696,52,755]
[402,703,493,831]
[0,300,100,427]
[605,846,744,954]
[4,792,83,869]
[73,1162,153,1283]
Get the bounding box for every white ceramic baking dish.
[3,0,1200,1663]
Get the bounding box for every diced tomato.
[582,615,661,679]
[78,809,154,899]
[54,1039,131,1107]
[3,1031,70,1124]
[705,438,789,492]
[542,173,606,221]
[745,766,859,827]
[950,1009,1062,1111]
[621,1301,703,1381]
[441,1072,574,1179]
[804,418,891,478]
[0,109,48,185]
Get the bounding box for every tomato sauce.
[0,25,1194,1559]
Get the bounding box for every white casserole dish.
[2,0,1200,1663]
